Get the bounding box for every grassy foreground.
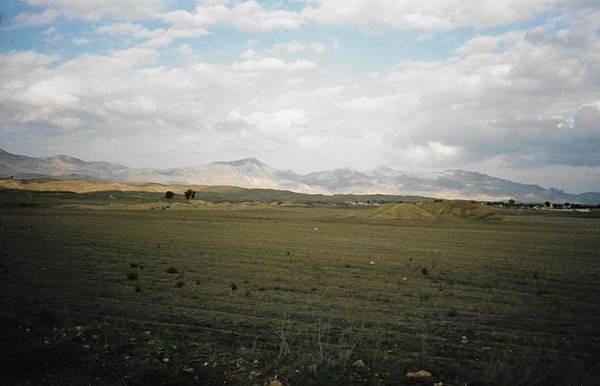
[1,189,600,385]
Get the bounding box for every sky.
[1,0,600,193]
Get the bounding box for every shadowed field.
[1,189,600,385]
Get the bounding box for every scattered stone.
[461,335,468,344]
[434,382,444,386]
[182,366,194,373]
[162,357,170,363]
[406,370,432,379]
[369,261,376,265]
[352,359,366,368]
[269,380,283,386]
[307,364,318,374]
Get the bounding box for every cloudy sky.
[1,1,600,192]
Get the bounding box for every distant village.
[484,200,599,211]
[343,199,599,211]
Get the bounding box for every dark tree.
[164,191,175,199]
[184,189,194,199]
[544,201,551,208]
[508,198,515,206]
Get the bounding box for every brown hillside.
[0,179,242,194]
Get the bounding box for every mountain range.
[1,148,599,203]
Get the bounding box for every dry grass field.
[1,187,600,385]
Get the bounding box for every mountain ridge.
[1,148,599,203]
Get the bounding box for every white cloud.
[233,57,317,72]
[14,0,163,26]
[285,59,317,71]
[403,141,461,164]
[302,0,561,31]
[72,37,91,45]
[97,23,207,47]
[234,57,286,71]
[0,50,58,71]
[309,42,327,54]
[10,0,593,35]
[271,40,328,55]
[160,1,304,31]
[273,40,307,54]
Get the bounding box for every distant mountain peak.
[52,154,85,163]
[214,157,267,167]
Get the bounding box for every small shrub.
[447,310,457,317]
[536,288,548,296]
[166,267,178,274]
[135,286,141,292]
[127,272,138,280]
[231,282,237,291]
[130,263,139,268]
[421,267,429,275]
[176,280,185,288]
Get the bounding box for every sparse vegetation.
[126,272,138,280]
[166,266,178,274]
[184,189,195,199]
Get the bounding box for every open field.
[1,188,600,385]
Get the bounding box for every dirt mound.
[366,200,500,221]
[424,200,500,220]
[367,203,436,220]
